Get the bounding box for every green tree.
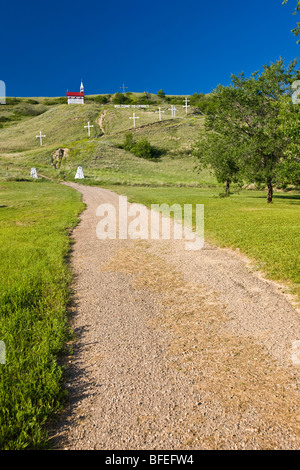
[278,94,300,185]
[204,58,299,202]
[193,131,241,196]
[190,93,217,114]
[283,1,300,42]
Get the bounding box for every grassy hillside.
[0,94,213,186]
[58,111,213,186]
[0,102,101,152]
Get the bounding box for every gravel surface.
[49,183,300,450]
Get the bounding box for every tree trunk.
[225,179,230,197]
[267,178,273,203]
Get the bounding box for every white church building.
[67,81,85,104]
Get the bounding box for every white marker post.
[156,107,165,121]
[0,340,5,364]
[36,131,46,146]
[183,97,190,114]
[30,168,38,179]
[84,121,94,137]
[168,105,178,117]
[129,112,139,128]
[75,166,84,179]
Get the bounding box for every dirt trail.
[98,110,107,134]
[50,183,300,450]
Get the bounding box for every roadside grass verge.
[0,181,84,449]
[107,186,300,300]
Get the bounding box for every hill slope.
[0,95,215,186]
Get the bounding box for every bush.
[5,98,20,105]
[189,93,205,106]
[86,95,110,104]
[122,133,136,151]
[135,95,155,105]
[164,95,184,105]
[131,138,154,159]
[189,93,215,114]
[113,93,131,105]
[26,99,39,105]
[44,97,66,105]
[120,133,161,160]
[157,89,166,98]
[93,95,110,104]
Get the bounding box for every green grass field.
[108,185,300,299]
[0,181,84,449]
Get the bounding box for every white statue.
[75,166,84,179]
[30,168,38,178]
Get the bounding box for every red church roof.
[67,91,84,97]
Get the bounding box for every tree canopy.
[283,0,300,41]
[194,58,300,202]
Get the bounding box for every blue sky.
[0,0,299,97]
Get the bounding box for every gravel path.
[49,183,300,450]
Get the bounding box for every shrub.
[5,98,20,105]
[157,89,166,98]
[131,138,154,159]
[112,93,131,105]
[189,93,216,114]
[26,99,39,104]
[135,95,155,105]
[164,95,184,105]
[122,133,136,151]
[120,133,161,160]
[44,97,66,105]
[93,95,110,104]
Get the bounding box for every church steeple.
[80,80,84,93]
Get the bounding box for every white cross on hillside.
[183,97,190,114]
[155,107,165,121]
[120,83,128,93]
[168,105,178,117]
[84,121,94,137]
[129,112,139,128]
[36,131,46,146]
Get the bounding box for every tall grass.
[0,102,101,152]
[0,181,84,449]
